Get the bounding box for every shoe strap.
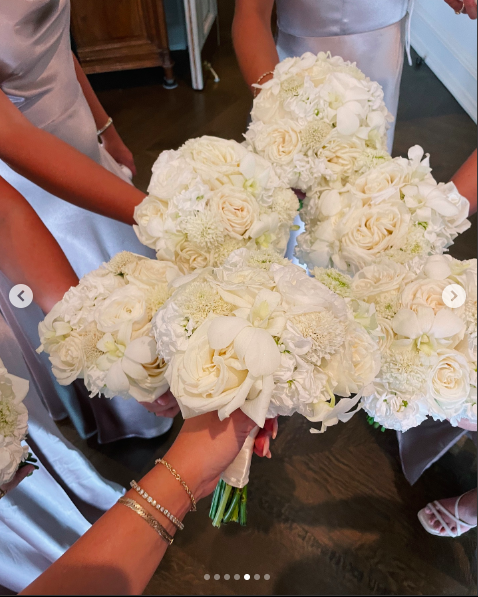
[429,502,457,538]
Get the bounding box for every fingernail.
[262,438,270,457]
[272,419,279,440]
[266,451,272,459]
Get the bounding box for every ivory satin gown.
[0,0,171,442]
[0,314,124,593]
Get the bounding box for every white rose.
[353,160,406,201]
[124,258,181,287]
[400,277,450,315]
[341,201,411,270]
[49,333,85,385]
[133,196,168,249]
[95,286,149,344]
[175,239,214,274]
[352,260,410,300]
[0,438,29,485]
[428,350,470,419]
[181,136,247,188]
[210,186,259,239]
[148,152,193,200]
[253,121,302,165]
[166,319,249,420]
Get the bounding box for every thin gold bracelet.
[118,497,174,546]
[130,480,184,530]
[155,459,197,512]
[97,116,113,137]
[253,70,274,97]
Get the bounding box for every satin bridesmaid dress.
[0,0,172,442]
[0,314,124,593]
[275,0,414,151]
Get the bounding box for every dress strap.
[406,0,416,67]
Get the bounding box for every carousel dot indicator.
[254,574,261,580]
[244,574,251,580]
[224,574,230,580]
[264,574,271,580]
[214,574,220,580]
[234,574,240,580]
[204,574,210,580]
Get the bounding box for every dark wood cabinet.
[71,0,174,83]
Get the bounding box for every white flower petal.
[431,309,465,339]
[105,359,130,393]
[124,336,157,364]
[234,327,281,377]
[208,317,250,350]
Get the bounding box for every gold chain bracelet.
[155,459,197,512]
[118,497,174,545]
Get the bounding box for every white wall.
[411,0,477,122]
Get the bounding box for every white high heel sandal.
[418,494,477,538]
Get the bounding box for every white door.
[183,0,218,90]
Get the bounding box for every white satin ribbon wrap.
[221,426,260,489]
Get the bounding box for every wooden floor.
[61,2,478,594]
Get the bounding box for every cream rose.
[253,121,302,165]
[182,136,247,186]
[427,350,470,419]
[341,202,410,270]
[148,155,193,200]
[124,258,181,287]
[210,186,259,239]
[352,260,410,300]
[401,278,450,314]
[175,239,213,274]
[49,333,85,385]
[353,161,406,201]
[166,319,249,420]
[133,196,168,249]
[94,286,149,343]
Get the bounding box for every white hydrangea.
[0,359,29,485]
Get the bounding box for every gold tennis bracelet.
[130,480,184,530]
[118,497,174,546]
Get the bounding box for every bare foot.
[424,489,477,536]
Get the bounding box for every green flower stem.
[239,484,248,526]
[212,483,232,528]
[223,488,241,523]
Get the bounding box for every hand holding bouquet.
[153,248,382,525]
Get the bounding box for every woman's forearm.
[0,177,78,312]
[452,149,477,216]
[0,92,145,224]
[233,0,279,92]
[20,448,196,596]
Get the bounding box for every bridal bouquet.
[38,252,181,403]
[296,146,471,274]
[244,52,392,193]
[0,358,30,485]
[153,248,381,525]
[318,255,477,432]
[133,136,299,274]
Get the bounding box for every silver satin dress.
[0,0,172,442]
[0,314,124,593]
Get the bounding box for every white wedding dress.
[0,314,124,593]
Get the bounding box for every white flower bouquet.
[133,136,299,274]
[153,248,381,526]
[296,146,471,274]
[0,358,35,485]
[313,256,477,432]
[38,252,181,403]
[244,52,392,193]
